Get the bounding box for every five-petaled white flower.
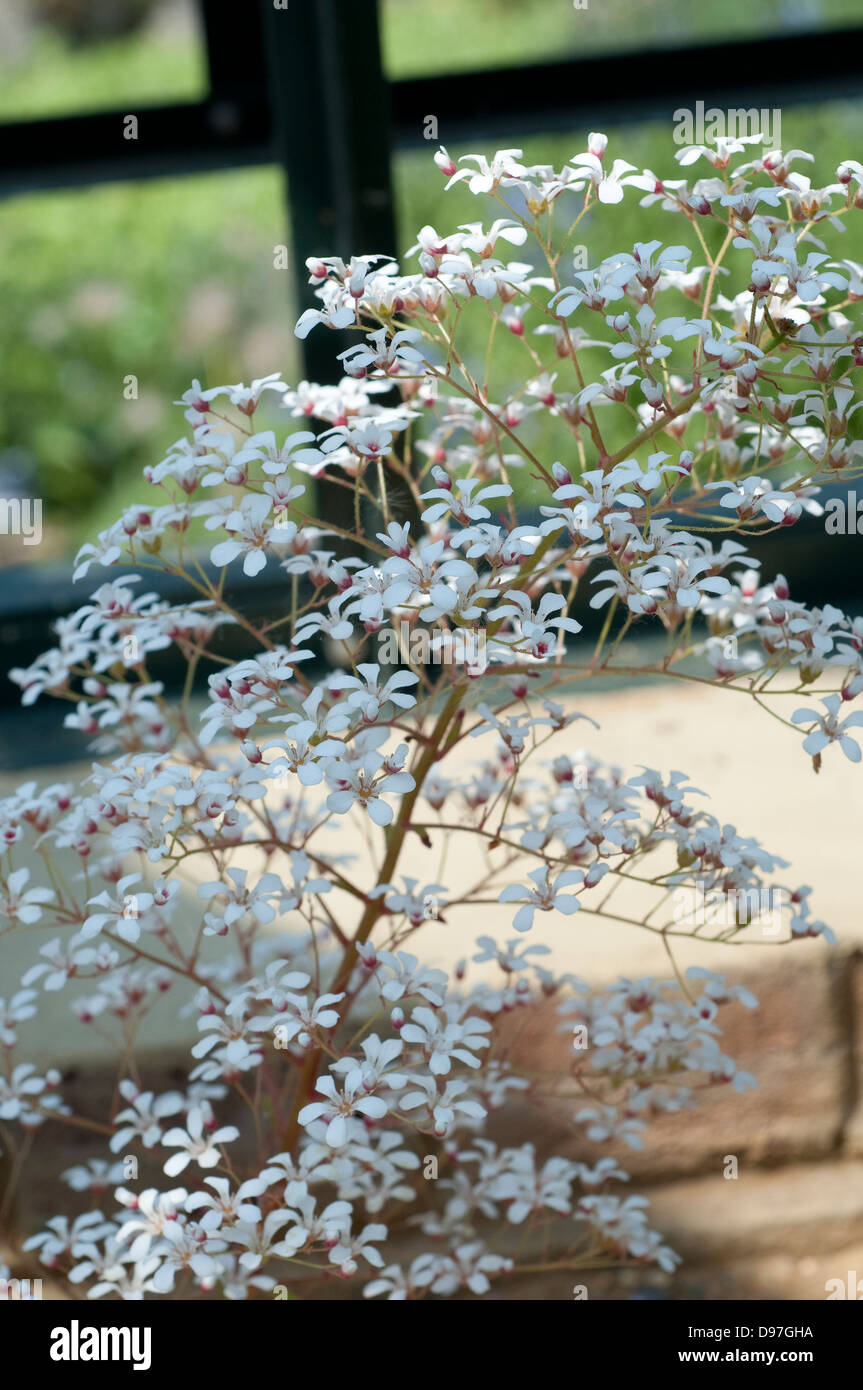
[161,1106,240,1176]
[297,1073,389,1148]
[499,865,583,932]
[792,694,863,763]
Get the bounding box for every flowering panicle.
[1,128,857,1299]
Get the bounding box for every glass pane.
[0,0,207,122]
[382,0,863,77]
[0,167,297,565]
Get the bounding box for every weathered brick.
[494,952,853,1180]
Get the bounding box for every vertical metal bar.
[260,0,402,544]
[260,0,397,384]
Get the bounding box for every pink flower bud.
[358,942,377,969]
[434,146,457,177]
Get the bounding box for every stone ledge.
[646,1159,863,1263]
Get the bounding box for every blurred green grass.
[0,23,205,121]
[380,0,863,74]
[0,0,860,553]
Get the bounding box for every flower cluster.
[1,129,857,1299]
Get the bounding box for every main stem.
[281,681,467,1148]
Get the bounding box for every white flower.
[0,988,37,1046]
[323,746,415,827]
[327,1222,388,1277]
[185,1176,267,1226]
[111,1080,184,1152]
[24,1212,116,1266]
[115,1186,188,1258]
[400,1075,486,1137]
[338,663,419,721]
[0,1064,62,1124]
[298,1074,389,1148]
[209,493,276,576]
[197,867,284,934]
[570,145,639,204]
[21,937,107,992]
[705,476,802,524]
[330,1034,407,1094]
[499,866,583,932]
[445,148,526,195]
[149,1218,225,1293]
[400,1004,491,1074]
[375,950,447,1006]
[338,327,427,378]
[229,1209,304,1270]
[81,873,154,944]
[792,694,863,762]
[420,470,512,525]
[161,1106,240,1176]
[0,868,54,926]
[225,374,286,413]
[61,1159,127,1193]
[490,590,582,659]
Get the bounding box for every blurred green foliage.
[0,22,205,121]
[0,170,296,543]
[381,0,863,75]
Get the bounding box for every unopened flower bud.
[434,145,457,177]
[642,379,664,408]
